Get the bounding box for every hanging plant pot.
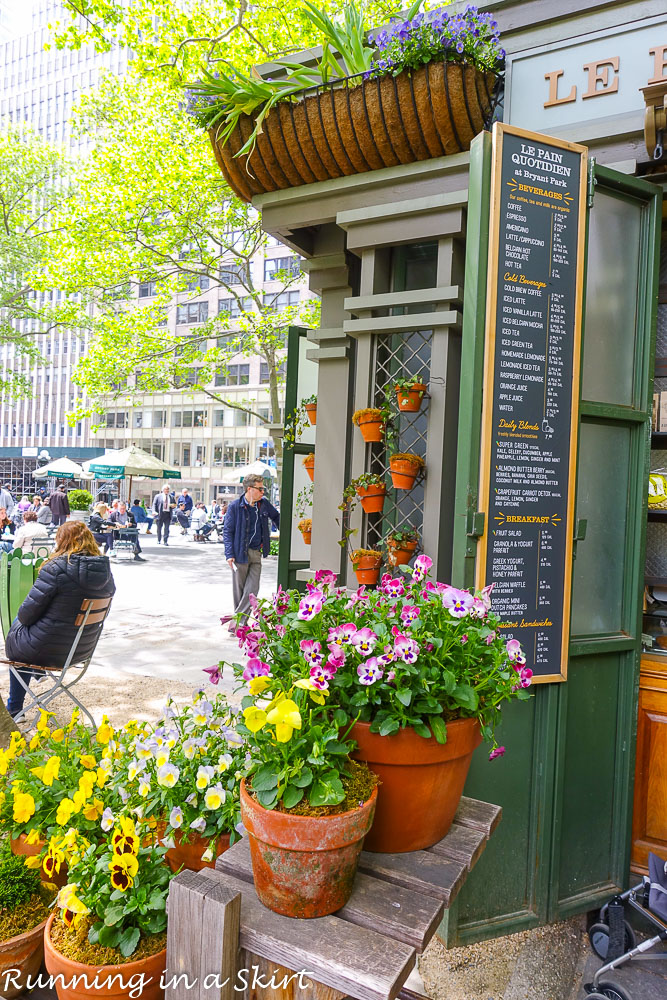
[304,402,317,426]
[0,919,47,1000]
[356,483,387,514]
[389,454,424,490]
[395,383,428,412]
[351,550,383,586]
[210,62,497,202]
[298,519,312,545]
[387,537,418,566]
[44,914,166,1000]
[350,718,482,853]
[240,780,377,918]
[302,453,315,482]
[352,409,385,443]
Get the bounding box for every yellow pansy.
[37,709,54,732]
[0,749,10,776]
[66,708,80,732]
[56,799,77,826]
[109,853,139,892]
[79,754,97,770]
[25,828,42,845]
[243,706,268,733]
[266,699,302,743]
[96,717,114,745]
[77,772,96,799]
[96,767,108,789]
[82,798,104,822]
[294,677,328,705]
[71,789,87,812]
[51,728,65,743]
[42,756,61,786]
[29,733,42,751]
[24,855,43,869]
[204,785,226,810]
[57,883,89,926]
[154,749,170,768]
[248,675,271,696]
[13,791,36,825]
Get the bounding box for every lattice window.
[364,329,432,550]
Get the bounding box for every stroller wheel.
[594,982,632,1000]
[588,920,636,959]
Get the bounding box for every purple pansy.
[300,638,323,666]
[309,667,329,690]
[442,587,475,618]
[400,604,421,626]
[505,639,522,661]
[328,623,357,647]
[351,627,377,655]
[377,644,396,667]
[203,663,222,684]
[489,746,506,761]
[242,657,271,681]
[298,589,324,621]
[380,574,406,598]
[357,658,384,686]
[393,632,420,664]
[412,554,433,582]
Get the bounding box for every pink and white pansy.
[351,627,377,655]
[380,574,405,598]
[393,631,420,664]
[357,658,384,685]
[297,588,325,621]
[328,623,357,647]
[442,587,475,618]
[412,554,433,582]
[400,604,420,626]
[299,639,323,666]
[242,657,271,681]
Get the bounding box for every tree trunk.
[0,696,18,748]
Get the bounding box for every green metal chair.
[0,549,46,641]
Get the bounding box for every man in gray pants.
[223,474,279,631]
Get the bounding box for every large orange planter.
[303,454,315,482]
[389,455,422,490]
[396,383,427,412]
[44,914,166,1000]
[240,779,377,918]
[352,554,382,586]
[387,538,418,566]
[11,834,67,887]
[356,484,386,514]
[0,919,46,999]
[304,403,317,426]
[356,414,385,443]
[350,718,482,853]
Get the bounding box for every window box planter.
[210,62,496,202]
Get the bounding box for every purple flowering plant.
[223,560,531,758]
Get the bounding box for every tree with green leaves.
[0,125,88,398]
[47,75,319,481]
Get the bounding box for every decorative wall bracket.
[641,81,667,161]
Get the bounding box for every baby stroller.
[585,852,667,999]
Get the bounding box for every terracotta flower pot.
[387,538,418,566]
[304,403,317,426]
[240,779,377,918]
[299,528,312,545]
[303,454,315,482]
[0,919,46,999]
[154,822,230,872]
[10,834,67,887]
[356,484,387,515]
[396,383,427,412]
[44,914,166,1000]
[389,456,422,490]
[350,718,482,853]
[356,415,385,443]
[352,554,383,586]
[211,63,497,202]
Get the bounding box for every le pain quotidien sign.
[476,123,587,684]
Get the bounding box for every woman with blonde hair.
[4,521,115,718]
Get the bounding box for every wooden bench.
[166,796,501,1000]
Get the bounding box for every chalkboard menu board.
[477,123,587,683]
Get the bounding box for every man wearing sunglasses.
[223,473,280,630]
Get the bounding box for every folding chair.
[1,595,113,727]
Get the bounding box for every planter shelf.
[211,62,497,202]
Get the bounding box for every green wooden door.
[277,326,318,591]
[447,133,662,943]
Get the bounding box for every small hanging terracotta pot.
[302,453,315,482]
[352,551,383,586]
[298,521,312,545]
[356,483,386,514]
[396,383,427,412]
[387,538,418,566]
[353,411,385,443]
[389,455,424,490]
[304,402,317,426]
[240,779,377,918]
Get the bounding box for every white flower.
[154,748,170,768]
[127,759,143,782]
[169,806,184,830]
[185,792,198,806]
[196,765,215,790]
[200,846,214,862]
[157,763,180,788]
[204,785,226,810]
[100,807,114,832]
[217,753,233,773]
[183,739,197,760]
[138,778,150,798]
[190,816,206,833]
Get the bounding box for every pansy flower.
[380,574,405,598]
[393,632,420,664]
[169,806,184,829]
[306,668,329,691]
[196,765,215,790]
[314,569,337,587]
[519,667,533,688]
[400,604,420,626]
[489,746,506,761]
[242,657,271,681]
[351,627,377,655]
[298,589,324,620]
[377,644,396,667]
[346,586,370,609]
[357,658,384,685]
[412,554,433,582]
[157,762,180,788]
[300,638,323,666]
[272,586,290,614]
[469,597,488,619]
[505,639,522,661]
[442,587,474,618]
[328,623,357,646]
[203,663,222,684]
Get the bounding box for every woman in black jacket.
[4,521,115,718]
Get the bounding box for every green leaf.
[452,684,479,712]
[104,905,126,927]
[291,767,313,788]
[98,924,121,949]
[119,926,141,958]
[396,688,412,707]
[333,709,348,727]
[310,775,345,807]
[379,717,400,737]
[323,739,349,755]
[283,784,305,809]
[252,764,279,791]
[429,716,449,745]
[413,723,432,739]
[255,788,279,809]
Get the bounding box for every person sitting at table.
[89,503,114,554]
[130,498,153,534]
[108,502,145,562]
[4,521,116,719]
[31,495,52,527]
[0,506,14,553]
[12,511,49,555]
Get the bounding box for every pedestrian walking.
[0,484,14,516]
[48,485,70,527]
[223,474,279,629]
[152,484,174,546]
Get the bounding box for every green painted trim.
[0,553,10,641]
[343,310,460,335]
[277,326,306,591]
[452,130,492,590]
[579,401,647,422]
[569,636,637,656]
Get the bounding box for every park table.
[165,795,501,1000]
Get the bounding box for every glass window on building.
[214,409,225,427]
[153,410,166,428]
[213,444,223,465]
[219,262,250,286]
[260,361,286,384]
[182,410,193,427]
[218,296,252,319]
[174,368,199,388]
[182,444,191,466]
[150,443,164,460]
[176,301,208,325]
[223,441,249,466]
[233,409,249,426]
[186,274,210,291]
[172,411,182,428]
[194,410,206,427]
[138,280,157,297]
[134,412,143,428]
[194,445,206,465]
[215,364,250,387]
[262,290,300,311]
[264,256,301,281]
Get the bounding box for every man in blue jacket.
[223,474,279,628]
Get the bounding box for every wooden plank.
[216,839,443,953]
[240,951,346,1000]
[200,879,242,1000]
[426,823,487,871]
[357,850,466,907]
[453,797,502,838]
[199,868,415,1000]
[167,870,210,1000]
